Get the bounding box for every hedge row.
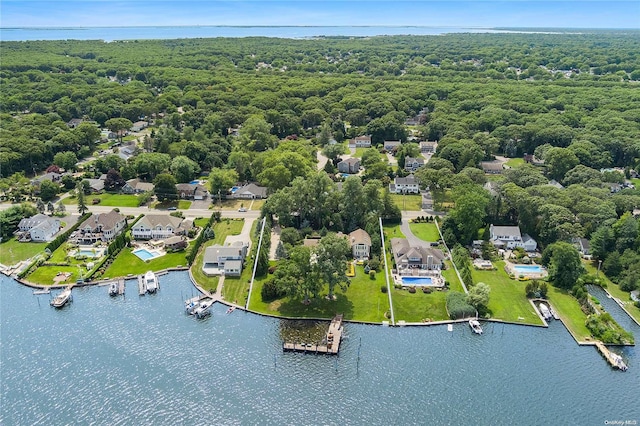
[84,215,140,280]
[185,211,220,265]
[45,212,91,253]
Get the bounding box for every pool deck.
[504,261,548,279]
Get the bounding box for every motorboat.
[539,303,552,320]
[610,353,628,371]
[469,319,483,334]
[50,287,72,308]
[144,271,158,293]
[108,282,118,297]
[193,299,214,319]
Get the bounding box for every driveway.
[225,217,257,251]
[400,217,427,247]
[189,199,211,210]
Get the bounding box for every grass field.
[583,261,640,324]
[471,261,543,325]
[249,265,390,322]
[408,222,440,242]
[152,200,192,210]
[352,147,370,158]
[392,289,449,322]
[63,193,142,207]
[547,286,592,342]
[189,219,245,293]
[390,194,422,211]
[102,246,190,279]
[504,158,525,168]
[382,223,405,240]
[0,238,47,265]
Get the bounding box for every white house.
[18,214,60,242]
[131,215,192,240]
[348,135,372,148]
[202,241,248,276]
[489,224,537,251]
[389,174,420,194]
[348,228,371,259]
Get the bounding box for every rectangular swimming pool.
[76,249,102,258]
[513,265,543,274]
[133,248,160,261]
[401,277,434,286]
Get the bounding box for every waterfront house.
[337,158,361,174]
[389,174,420,194]
[231,183,268,199]
[348,135,372,148]
[122,178,155,194]
[489,224,537,251]
[17,214,61,242]
[390,238,444,274]
[404,157,425,172]
[131,215,192,240]
[348,228,371,259]
[202,241,248,276]
[78,210,126,243]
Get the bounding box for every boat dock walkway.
[283,314,343,355]
[595,342,628,371]
[117,278,125,295]
[137,275,146,295]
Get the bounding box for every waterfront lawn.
[0,238,47,265]
[442,261,464,292]
[249,265,389,323]
[63,193,142,207]
[392,289,449,322]
[102,246,190,278]
[547,286,592,342]
[28,265,81,286]
[471,261,543,325]
[583,261,640,324]
[390,194,422,211]
[222,219,262,304]
[408,222,440,242]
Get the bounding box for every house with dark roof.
[231,183,268,199]
[404,157,425,172]
[78,210,126,243]
[337,158,361,174]
[383,140,402,152]
[489,224,537,251]
[390,238,445,274]
[348,229,371,259]
[420,141,437,153]
[176,183,208,200]
[67,118,84,128]
[389,174,419,194]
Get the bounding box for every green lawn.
[504,157,525,168]
[193,217,209,228]
[583,261,640,324]
[189,219,245,293]
[471,261,543,325]
[392,288,449,322]
[408,222,440,242]
[152,200,192,210]
[390,194,422,211]
[0,238,47,265]
[28,265,83,286]
[352,147,370,158]
[442,260,464,292]
[382,223,405,240]
[249,265,390,322]
[102,246,190,278]
[63,193,142,207]
[547,286,592,342]
[222,219,261,305]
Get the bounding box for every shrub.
[369,270,376,280]
[268,266,277,274]
[261,279,285,301]
[422,287,432,293]
[380,285,388,293]
[408,286,416,294]
[446,291,476,319]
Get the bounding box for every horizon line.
[2,25,639,30]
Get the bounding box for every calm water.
[1,26,520,42]
[1,272,638,425]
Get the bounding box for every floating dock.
[283,314,343,355]
[595,342,628,371]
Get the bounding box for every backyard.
[249,264,390,323]
[0,238,47,265]
[102,245,191,278]
[25,240,104,285]
[471,261,543,325]
[546,286,592,342]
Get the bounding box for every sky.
[1,1,638,29]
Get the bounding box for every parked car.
[238,207,247,212]
[168,207,177,211]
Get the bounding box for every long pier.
[283,314,343,355]
[595,342,628,371]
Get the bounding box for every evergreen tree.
[76,182,87,215]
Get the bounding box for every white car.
[238,208,247,212]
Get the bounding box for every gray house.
[202,241,248,276]
[337,158,361,174]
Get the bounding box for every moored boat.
[469,319,483,334]
[144,271,158,293]
[539,303,552,320]
[226,306,236,314]
[108,282,118,297]
[50,288,72,308]
[193,299,214,319]
[610,352,628,371]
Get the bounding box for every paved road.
[316,150,329,171]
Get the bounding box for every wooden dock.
[595,342,628,371]
[283,314,343,355]
[137,275,146,295]
[117,278,125,295]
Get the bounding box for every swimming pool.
[401,277,434,286]
[75,249,103,258]
[133,249,160,261]
[230,186,239,193]
[513,265,543,274]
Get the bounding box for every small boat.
[469,319,483,334]
[33,289,50,295]
[144,271,158,294]
[50,288,72,308]
[108,282,118,297]
[193,299,214,319]
[539,303,552,320]
[226,306,236,314]
[610,352,628,371]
